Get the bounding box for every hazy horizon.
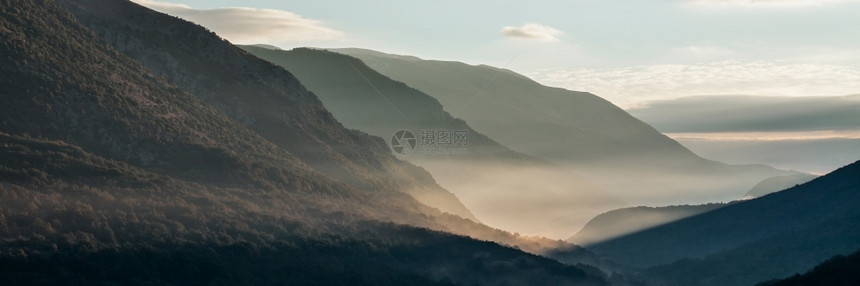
[629,94,860,174]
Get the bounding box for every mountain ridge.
[55,0,478,221]
[569,203,728,246]
[745,173,819,198]
[332,47,795,206]
[240,46,627,238]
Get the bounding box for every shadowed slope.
[589,160,860,285]
[569,203,727,246]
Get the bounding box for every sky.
[132,0,860,108]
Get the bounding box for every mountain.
[0,0,445,239]
[0,1,612,285]
[333,48,793,206]
[745,174,818,198]
[54,0,609,253]
[569,203,727,246]
[55,0,479,221]
[757,249,860,286]
[52,0,606,251]
[239,46,626,238]
[571,173,813,247]
[238,47,526,160]
[586,160,860,285]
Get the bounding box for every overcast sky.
[133,0,860,107]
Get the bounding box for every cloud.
[665,130,860,141]
[627,94,860,133]
[131,0,343,44]
[685,0,860,8]
[669,45,736,60]
[527,61,860,108]
[500,23,564,41]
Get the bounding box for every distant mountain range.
[239,46,626,238]
[745,173,818,198]
[588,159,860,285]
[331,48,794,206]
[0,1,612,285]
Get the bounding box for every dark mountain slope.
[240,46,626,238]
[0,135,605,286]
[0,224,611,286]
[0,132,323,246]
[335,48,793,206]
[0,1,610,285]
[644,212,860,286]
[588,160,860,281]
[758,249,860,286]
[56,0,475,221]
[0,132,608,285]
